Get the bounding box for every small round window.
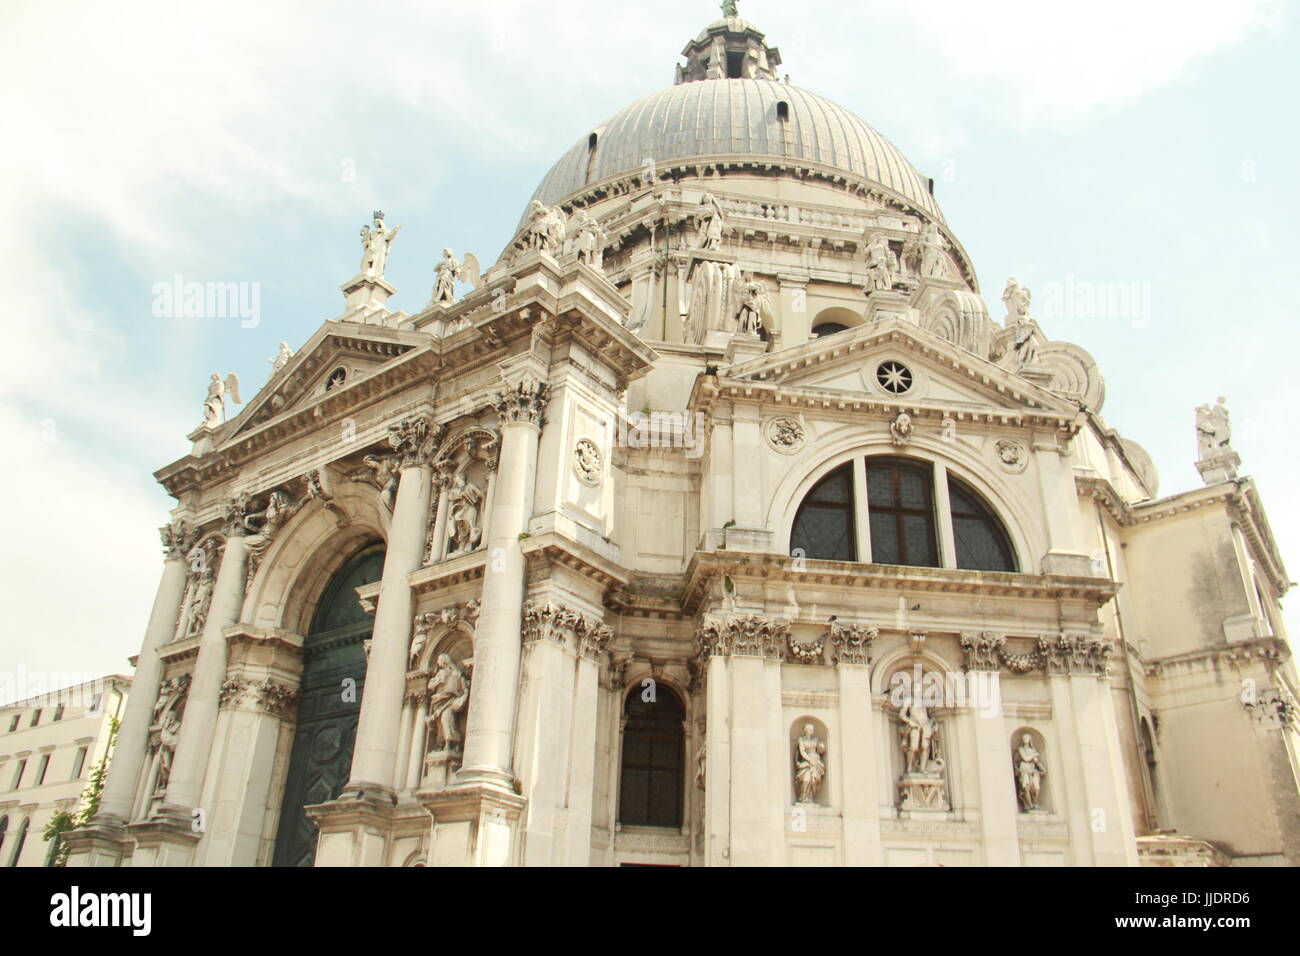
[325,367,348,391]
[876,361,913,394]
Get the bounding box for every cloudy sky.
[1,0,1295,696]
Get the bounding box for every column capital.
[388,413,446,468]
[160,519,194,561]
[695,614,790,661]
[490,376,549,428]
[828,620,879,666]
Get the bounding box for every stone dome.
[525,78,944,224]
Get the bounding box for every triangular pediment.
[220,321,432,441]
[723,317,1080,417]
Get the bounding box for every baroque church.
[67,6,1297,867]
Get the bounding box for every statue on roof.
[1002,278,1031,323]
[203,373,242,427]
[696,193,727,250]
[864,232,897,291]
[571,210,607,270]
[721,0,739,17]
[267,343,294,376]
[360,210,401,280]
[1196,397,1233,459]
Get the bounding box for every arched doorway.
[272,545,384,867]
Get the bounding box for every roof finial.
[721,0,739,17]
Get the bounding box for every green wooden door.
[272,547,384,867]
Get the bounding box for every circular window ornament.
[325,367,348,391]
[876,361,913,394]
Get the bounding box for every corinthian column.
[455,370,549,788]
[96,521,194,826]
[345,414,442,796]
[163,510,251,815]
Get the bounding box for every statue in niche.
[571,210,607,269]
[1015,733,1047,811]
[445,472,485,556]
[794,723,827,804]
[1195,396,1232,459]
[426,653,470,751]
[695,742,707,790]
[696,192,727,250]
[735,272,770,335]
[184,567,215,638]
[897,686,939,775]
[154,711,181,792]
[360,210,401,279]
[203,373,242,427]
[864,232,897,291]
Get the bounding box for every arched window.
[811,322,848,338]
[789,456,1018,572]
[948,475,1016,572]
[867,458,938,567]
[790,464,855,562]
[619,685,685,828]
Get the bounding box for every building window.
[72,746,88,780]
[35,754,50,787]
[776,100,790,122]
[867,458,938,567]
[790,456,1018,572]
[790,464,855,562]
[948,476,1017,572]
[29,709,41,727]
[811,322,848,338]
[0,817,7,858]
[53,705,64,722]
[619,685,685,828]
[876,361,913,394]
[11,759,26,790]
[325,367,347,391]
[88,694,102,714]
[6,818,28,867]
[7,715,17,733]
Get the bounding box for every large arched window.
[619,685,685,828]
[789,456,1018,573]
[790,464,855,561]
[948,476,1016,572]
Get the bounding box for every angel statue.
[794,723,827,803]
[267,342,294,376]
[360,210,402,279]
[1196,396,1232,459]
[426,653,470,752]
[736,272,770,335]
[203,373,242,427]
[430,247,483,306]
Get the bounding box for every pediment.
[724,317,1080,418]
[223,321,431,441]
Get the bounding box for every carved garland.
[959,631,1113,677]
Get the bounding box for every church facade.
[67,9,1298,868]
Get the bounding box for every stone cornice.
[1144,636,1289,678]
[521,532,630,594]
[681,550,1119,617]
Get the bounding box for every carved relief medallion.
[764,416,805,454]
[573,438,603,486]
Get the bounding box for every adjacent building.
[1,676,129,866]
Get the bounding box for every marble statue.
[184,566,214,639]
[1010,315,1039,369]
[1196,396,1232,458]
[432,248,461,304]
[898,688,937,774]
[864,232,896,291]
[243,490,299,556]
[360,210,401,279]
[794,723,827,803]
[1002,278,1031,321]
[1015,733,1047,811]
[696,192,727,250]
[919,222,948,278]
[446,472,485,556]
[695,742,706,790]
[155,712,181,791]
[426,653,470,751]
[203,373,242,427]
[524,200,568,256]
[267,342,294,376]
[571,210,607,269]
[736,272,770,335]
[721,0,739,18]
[360,454,401,512]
